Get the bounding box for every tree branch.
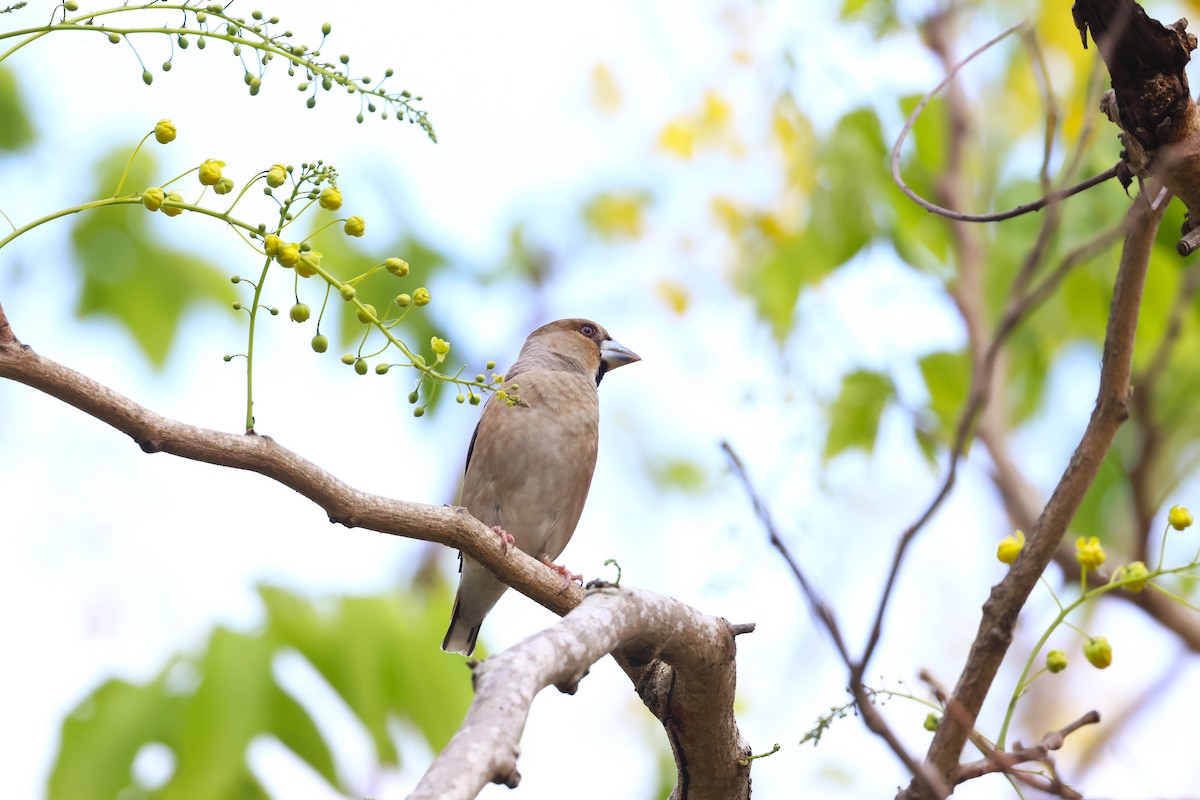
[907,184,1169,797]
[411,587,752,800]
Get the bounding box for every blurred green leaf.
[917,349,970,444]
[647,456,709,493]
[49,584,469,800]
[70,148,234,367]
[0,66,34,150]
[823,369,895,462]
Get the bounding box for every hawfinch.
[442,319,640,656]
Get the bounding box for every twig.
[890,20,1122,223]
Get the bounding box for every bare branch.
[411,587,751,800]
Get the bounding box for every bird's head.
[518,318,640,385]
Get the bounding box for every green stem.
[243,255,273,432]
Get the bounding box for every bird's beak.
[600,338,641,370]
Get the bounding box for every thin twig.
[890,19,1121,223]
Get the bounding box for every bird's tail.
[441,595,481,656]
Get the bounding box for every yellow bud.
[355,303,376,323]
[413,287,430,306]
[395,293,411,307]
[319,186,343,210]
[214,176,235,195]
[1046,650,1067,673]
[996,530,1024,565]
[922,713,939,732]
[1169,504,1193,531]
[266,163,288,188]
[198,158,225,186]
[263,234,282,256]
[141,187,165,212]
[296,251,321,278]
[154,119,177,144]
[161,192,184,217]
[343,215,365,237]
[339,284,357,301]
[1112,560,1150,592]
[1083,636,1112,670]
[385,257,409,277]
[277,243,301,267]
[1074,536,1106,570]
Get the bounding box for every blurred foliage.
[0,66,34,150]
[69,149,235,367]
[49,584,470,800]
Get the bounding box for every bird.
[442,318,640,656]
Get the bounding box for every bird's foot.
[540,557,584,593]
[492,526,515,554]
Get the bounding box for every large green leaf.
[48,584,469,799]
[70,148,235,367]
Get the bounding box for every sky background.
[3,1,1200,798]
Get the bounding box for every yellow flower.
[319,186,343,210]
[413,287,430,306]
[266,163,288,188]
[141,187,165,212]
[1075,536,1106,570]
[1112,560,1150,592]
[996,530,1025,565]
[276,243,301,268]
[198,159,225,186]
[262,234,282,256]
[343,215,365,237]
[1168,505,1193,531]
[431,336,450,362]
[1083,636,1112,670]
[1046,650,1067,673]
[161,192,184,217]
[154,119,177,144]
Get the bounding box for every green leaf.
[49,675,184,800]
[917,349,969,444]
[70,148,235,367]
[822,369,895,462]
[0,66,34,150]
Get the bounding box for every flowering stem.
[112,131,154,197]
[243,255,273,432]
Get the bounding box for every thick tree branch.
[411,587,751,800]
[906,185,1169,797]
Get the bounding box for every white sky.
[3,1,1200,798]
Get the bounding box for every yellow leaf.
[590,62,621,114]
[583,191,648,239]
[701,90,732,132]
[655,279,690,314]
[659,119,695,159]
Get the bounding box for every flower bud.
[311,334,329,353]
[277,243,301,268]
[214,176,235,195]
[1169,504,1193,531]
[341,353,356,365]
[354,358,368,375]
[1083,637,1112,670]
[355,303,376,323]
[996,530,1024,565]
[413,287,430,306]
[395,293,411,307]
[154,119,177,144]
[375,363,390,375]
[296,251,321,278]
[142,187,165,212]
[1046,650,1067,674]
[319,186,342,210]
[266,163,287,188]
[162,192,185,217]
[198,158,225,186]
[1113,560,1150,592]
[289,303,311,323]
[339,284,357,301]
[1075,536,1106,570]
[343,215,365,237]
[263,234,282,256]
[385,257,409,276]
[922,713,939,732]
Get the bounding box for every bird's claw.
[492,525,515,554]
[540,557,584,593]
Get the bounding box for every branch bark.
[0,303,752,798]
[411,587,751,800]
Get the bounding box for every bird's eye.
[579,324,596,336]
